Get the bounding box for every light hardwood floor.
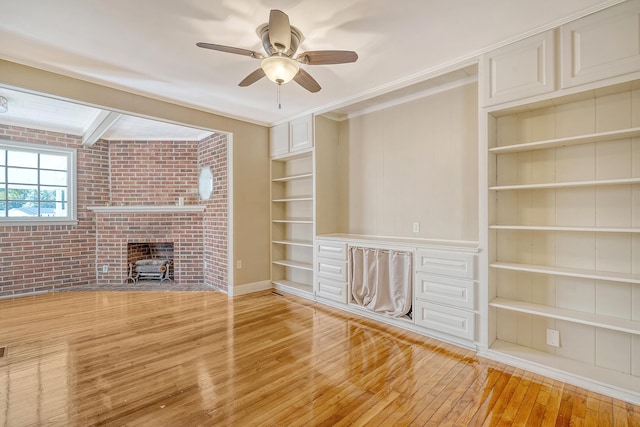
[0,290,638,426]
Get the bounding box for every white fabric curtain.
[349,246,412,317]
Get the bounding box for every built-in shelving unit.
[486,79,640,399]
[270,149,314,297]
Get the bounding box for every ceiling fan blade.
[196,42,263,59]
[296,50,358,65]
[238,68,266,87]
[269,9,291,52]
[293,69,321,93]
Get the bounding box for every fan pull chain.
[277,83,282,109]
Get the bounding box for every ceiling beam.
[82,110,121,147]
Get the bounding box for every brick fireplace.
[91,206,205,285]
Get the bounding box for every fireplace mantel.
[88,205,206,213]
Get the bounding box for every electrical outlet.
[236,260,242,269]
[546,328,560,347]
[412,222,420,233]
[102,265,108,273]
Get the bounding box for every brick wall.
[199,133,228,291]
[0,125,110,297]
[109,140,199,205]
[0,125,229,298]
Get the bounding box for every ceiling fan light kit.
[196,8,358,106]
[261,56,299,84]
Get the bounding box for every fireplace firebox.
[126,242,174,283]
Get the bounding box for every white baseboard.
[231,280,272,296]
[0,290,49,300]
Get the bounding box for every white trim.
[231,280,272,297]
[316,233,479,252]
[0,290,49,299]
[87,205,206,213]
[227,133,234,295]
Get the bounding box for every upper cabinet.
[482,31,556,107]
[270,122,289,157]
[560,0,640,89]
[270,114,314,158]
[289,115,313,153]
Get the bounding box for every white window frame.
[0,140,77,225]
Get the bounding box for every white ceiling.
[0,0,623,135]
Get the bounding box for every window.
[0,141,76,224]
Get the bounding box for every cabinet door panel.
[270,123,289,157]
[290,115,313,152]
[483,31,555,106]
[561,1,640,88]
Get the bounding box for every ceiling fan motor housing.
[260,25,303,57]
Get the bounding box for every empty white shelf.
[272,260,313,271]
[272,173,313,182]
[490,297,640,335]
[272,279,313,296]
[272,239,313,247]
[490,127,640,154]
[272,196,313,202]
[489,177,640,190]
[490,262,640,284]
[272,218,313,224]
[490,225,640,233]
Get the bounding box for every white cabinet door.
[482,31,555,106]
[289,115,313,153]
[270,122,289,158]
[560,0,640,88]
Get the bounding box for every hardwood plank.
[0,291,638,426]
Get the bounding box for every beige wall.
[338,82,479,241]
[0,59,271,290]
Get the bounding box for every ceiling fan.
[196,9,358,94]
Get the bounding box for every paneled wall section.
[337,83,479,241]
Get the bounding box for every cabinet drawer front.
[315,276,347,304]
[317,259,347,281]
[415,274,475,310]
[415,249,475,279]
[414,301,475,341]
[315,240,348,260]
